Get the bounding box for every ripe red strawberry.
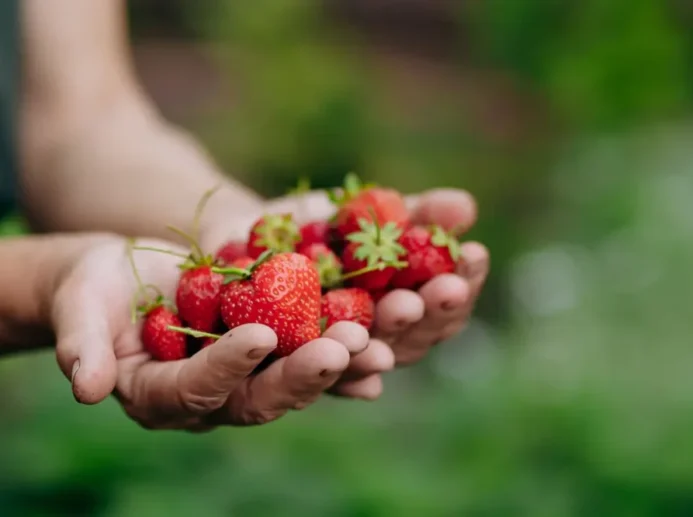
[215,240,247,266]
[298,242,342,287]
[391,225,460,290]
[201,337,217,349]
[141,306,188,361]
[341,218,407,291]
[220,252,321,357]
[176,265,224,332]
[247,214,300,259]
[330,174,409,239]
[321,288,375,330]
[299,221,330,248]
[229,256,255,269]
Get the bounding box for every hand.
[51,236,370,430]
[201,187,490,399]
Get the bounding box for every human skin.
[0,0,490,428]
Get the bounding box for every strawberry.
[220,252,321,357]
[391,225,460,290]
[215,240,247,266]
[299,221,330,248]
[330,174,409,239]
[298,242,342,288]
[176,265,224,332]
[321,288,375,330]
[341,218,408,291]
[141,306,188,362]
[229,256,255,269]
[127,239,188,361]
[247,214,300,259]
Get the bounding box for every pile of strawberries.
[134,174,462,362]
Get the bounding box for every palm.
[53,238,369,430]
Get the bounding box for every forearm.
[21,95,263,243]
[0,234,94,355]
[19,0,264,244]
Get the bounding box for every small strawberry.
[141,306,188,361]
[126,240,187,361]
[215,240,247,266]
[391,225,460,290]
[219,252,321,357]
[176,265,224,332]
[341,218,408,291]
[298,242,342,288]
[223,255,255,269]
[299,221,330,248]
[321,288,375,330]
[330,174,410,239]
[247,214,300,259]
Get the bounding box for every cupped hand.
[51,236,369,430]
[201,187,490,400]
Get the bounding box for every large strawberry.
[341,218,408,291]
[215,240,247,266]
[298,242,342,288]
[391,225,460,290]
[219,252,321,357]
[330,174,410,239]
[247,214,300,259]
[321,288,375,330]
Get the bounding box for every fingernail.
[440,301,456,311]
[71,360,80,384]
[248,347,273,360]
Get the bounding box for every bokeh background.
[2,0,693,515]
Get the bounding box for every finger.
[407,189,478,234]
[459,241,490,293]
[339,339,395,381]
[321,321,369,356]
[330,374,383,401]
[177,325,277,412]
[219,337,350,425]
[388,275,470,363]
[128,324,277,418]
[373,289,425,339]
[417,274,470,322]
[53,290,117,405]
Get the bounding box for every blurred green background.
[3,0,693,515]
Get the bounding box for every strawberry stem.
[192,185,221,246]
[167,325,222,340]
[210,266,251,277]
[126,239,159,323]
[132,245,190,260]
[165,225,206,261]
[325,260,408,287]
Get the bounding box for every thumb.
[54,289,118,405]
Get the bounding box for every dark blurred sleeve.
[0,0,19,219]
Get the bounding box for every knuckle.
[179,389,224,414]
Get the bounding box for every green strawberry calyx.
[430,225,462,262]
[327,172,377,207]
[313,250,343,288]
[251,214,300,253]
[213,249,276,284]
[346,217,408,269]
